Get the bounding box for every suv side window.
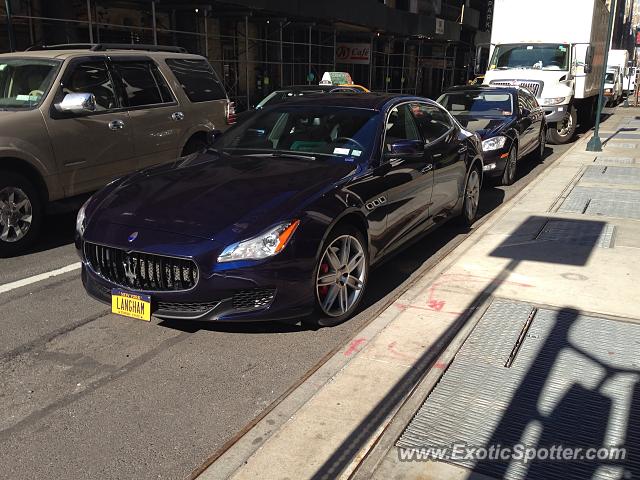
[165,58,226,102]
[409,102,453,142]
[112,60,174,108]
[62,60,117,111]
[384,104,421,152]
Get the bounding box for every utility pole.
[4,0,15,52]
[587,0,618,152]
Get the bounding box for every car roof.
[445,85,519,94]
[270,92,426,111]
[0,48,207,61]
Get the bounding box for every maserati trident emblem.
[127,231,138,243]
[123,255,137,285]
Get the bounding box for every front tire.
[459,166,481,229]
[0,171,43,257]
[501,146,517,186]
[535,128,547,161]
[304,226,369,328]
[547,106,577,144]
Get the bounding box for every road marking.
[0,262,81,294]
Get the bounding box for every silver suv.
[0,43,234,256]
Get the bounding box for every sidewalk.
[198,108,640,480]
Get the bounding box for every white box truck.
[608,49,630,98]
[482,0,608,144]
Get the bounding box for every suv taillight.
[226,101,236,125]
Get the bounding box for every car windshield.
[0,58,60,109]
[256,89,325,109]
[437,91,514,117]
[490,43,570,71]
[605,72,616,83]
[214,106,378,160]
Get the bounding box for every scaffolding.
[0,0,475,107]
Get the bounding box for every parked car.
[0,43,233,256]
[437,85,546,186]
[235,84,363,123]
[77,94,483,327]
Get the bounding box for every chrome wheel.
[0,187,33,243]
[465,169,480,221]
[556,110,574,138]
[316,234,366,317]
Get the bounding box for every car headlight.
[482,136,507,151]
[604,88,613,94]
[540,97,567,106]
[217,220,300,263]
[76,199,90,236]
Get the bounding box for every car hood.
[454,117,510,139]
[89,150,356,241]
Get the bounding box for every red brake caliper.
[319,263,329,297]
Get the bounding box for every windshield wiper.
[272,151,317,161]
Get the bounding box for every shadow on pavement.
[311,215,639,479]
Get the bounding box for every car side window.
[165,58,227,102]
[409,103,453,143]
[524,91,539,110]
[384,104,421,152]
[112,60,173,108]
[62,60,117,111]
[518,93,528,115]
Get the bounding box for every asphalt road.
[0,131,585,479]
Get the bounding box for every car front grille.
[232,288,276,311]
[490,80,543,97]
[85,242,199,292]
[157,301,220,313]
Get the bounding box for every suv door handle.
[171,111,185,121]
[421,164,433,174]
[108,120,125,130]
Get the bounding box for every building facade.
[1,0,491,108]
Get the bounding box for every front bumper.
[79,224,316,322]
[542,104,570,123]
[481,149,510,178]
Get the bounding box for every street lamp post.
[4,0,14,52]
[587,0,617,152]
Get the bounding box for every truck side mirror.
[584,46,593,74]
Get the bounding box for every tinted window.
[385,104,421,151]
[214,106,377,159]
[165,58,226,102]
[113,61,173,107]
[410,103,452,142]
[63,61,116,111]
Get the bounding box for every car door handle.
[171,111,185,121]
[421,164,433,174]
[108,120,125,130]
[457,146,468,154]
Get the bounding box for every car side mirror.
[384,139,425,157]
[55,93,97,114]
[206,129,223,146]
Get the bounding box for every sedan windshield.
[214,106,378,160]
[437,91,514,117]
[490,44,569,71]
[0,58,60,109]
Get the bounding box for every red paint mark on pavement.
[386,341,415,361]
[434,361,447,369]
[344,338,366,356]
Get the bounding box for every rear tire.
[535,128,546,161]
[458,165,481,229]
[0,171,43,257]
[547,106,577,144]
[181,135,208,156]
[303,225,369,328]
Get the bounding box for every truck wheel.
[0,171,43,257]
[547,106,577,145]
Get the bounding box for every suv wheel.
[181,136,208,156]
[0,171,43,257]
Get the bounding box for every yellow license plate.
[111,289,151,321]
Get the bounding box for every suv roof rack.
[26,43,188,54]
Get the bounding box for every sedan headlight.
[540,97,567,106]
[482,136,507,152]
[76,198,90,236]
[217,220,300,263]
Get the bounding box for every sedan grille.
[85,242,199,291]
[490,79,543,97]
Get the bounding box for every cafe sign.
[336,43,371,65]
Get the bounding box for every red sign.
[336,43,371,65]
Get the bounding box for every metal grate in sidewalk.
[593,157,636,164]
[581,166,640,185]
[535,220,616,248]
[558,186,640,219]
[397,299,640,480]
